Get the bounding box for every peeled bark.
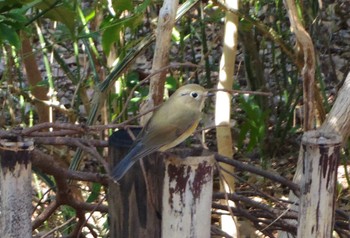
[297,131,341,238]
[162,153,215,238]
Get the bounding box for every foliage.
[100,0,151,55]
[238,95,267,153]
[0,4,27,47]
[0,0,349,236]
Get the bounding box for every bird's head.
[171,84,208,110]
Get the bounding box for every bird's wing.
[142,108,200,150]
[113,103,200,181]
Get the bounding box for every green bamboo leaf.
[101,14,142,55]
[101,23,121,55]
[0,23,20,48]
[86,183,101,203]
[113,0,133,12]
[0,1,22,13]
[27,0,76,34]
[135,0,151,13]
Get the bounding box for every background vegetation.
[0,0,349,237]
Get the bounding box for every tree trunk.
[0,139,33,238]
[21,34,50,123]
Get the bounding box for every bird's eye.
[190,92,198,98]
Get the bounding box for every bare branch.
[32,149,109,184]
[214,153,300,196]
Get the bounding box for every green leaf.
[113,0,133,12]
[238,122,250,149]
[137,86,148,98]
[239,18,252,32]
[101,23,121,55]
[86,183,101,203]
[30,0,76,35]
[172,27,181,43]
[101,14,142,55]
[61,205,76,218]
[0,0,22,13]
[84,9,95,23]
[0,23,20,48]
[35,79,49,87]
[165,76,178,90]
[4,12,27,26]
[125,71,140,88]
[77,31,99,40]
[33,167,56,191]
[135,0,151,13]
[130,97,141,103]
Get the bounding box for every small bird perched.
[112,84,208,181]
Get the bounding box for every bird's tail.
[112,143,144,181]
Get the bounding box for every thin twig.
[22,122,86,135]
[40,217,76,238]
[32,200,60,229]
[73,139,110,172]
[260,200,297,232]
[216,161,239,228]
[77,195,107,238]
[215,153,300,196]
[208,88,273,97]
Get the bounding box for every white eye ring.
[190,91,199,98]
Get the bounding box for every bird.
[112,84,208,181]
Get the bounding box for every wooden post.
[108,129,163,238]
[162,152,215,238]
[0,139,34,238]
[297,131,341,238]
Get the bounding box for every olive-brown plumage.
[112,84,207,181]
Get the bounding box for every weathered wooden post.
[162,151,215,238]
[108,129,163,238]
[0,139,34,238]
[297,131,341,238]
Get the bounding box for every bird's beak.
[205,91,215,97]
